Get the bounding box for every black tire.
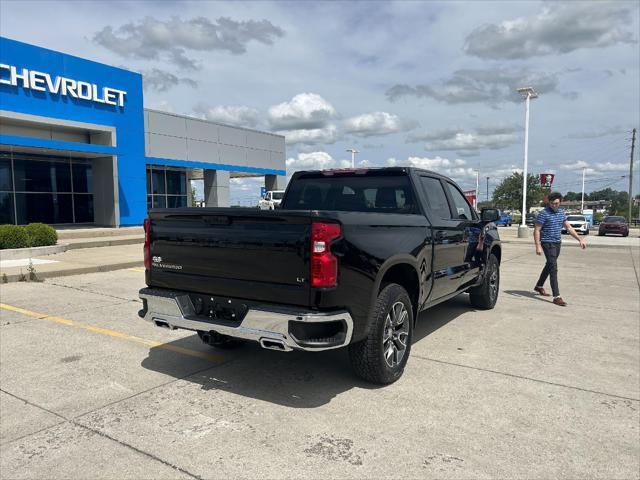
[469,253,499,310]
[585,230,589,235]
[197,330,245,349]
[348,283,413,385]
[598,232,604,236]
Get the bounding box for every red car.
[598,216,629,237]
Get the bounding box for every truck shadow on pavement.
[140,295,470,408]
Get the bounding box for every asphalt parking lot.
[1,242,639,479]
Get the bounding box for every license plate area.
[186,294,249,325]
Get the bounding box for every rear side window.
[282,175,416,213]
[445,182,474,220]
[419,177,451,219]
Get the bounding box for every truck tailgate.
[147,209,312,307]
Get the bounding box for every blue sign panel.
[0,36,146,225]
[260,186,267,198]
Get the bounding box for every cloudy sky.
[2,0,639,204]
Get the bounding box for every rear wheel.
[469,253,499,309]
[349,283,413,384]
[197,331,245,349]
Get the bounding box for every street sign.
[260,186,266,198]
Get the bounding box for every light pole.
[580,167,586,213]
[486,176,490,203]
[346,148,359,168]
[517,87,538,238]
[473,169,479,209]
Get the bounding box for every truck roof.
[292,166,450,180]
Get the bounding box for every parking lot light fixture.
[517,86,538,238]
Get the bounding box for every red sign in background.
[540,173,555,187]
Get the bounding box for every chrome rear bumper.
[138,288,353,352]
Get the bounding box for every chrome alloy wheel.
[489,263,499,301]
[383,301,410,368]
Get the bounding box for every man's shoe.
[534,286,550,296]
[553,297,567,307]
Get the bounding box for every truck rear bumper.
[138,287,354,352]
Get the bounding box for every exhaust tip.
[259,338,289,352]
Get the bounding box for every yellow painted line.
[128,268,146,273]
[0,303,222,363]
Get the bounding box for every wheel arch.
[374,259,420,325]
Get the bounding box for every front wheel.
[469,253,499,309]
[349,283,413,384]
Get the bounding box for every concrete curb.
[65,237,144,250]
[0,244,69,261]
[1,261,144,283]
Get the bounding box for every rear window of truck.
[282,174,416,213]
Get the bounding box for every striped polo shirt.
[535,206,566,243]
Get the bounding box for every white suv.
[563,214,589,235]
[258,190,285,210]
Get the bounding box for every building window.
[0,151,94,225]
[146,166,188,210]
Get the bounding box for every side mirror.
[481,208,500,222]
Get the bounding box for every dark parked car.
[525,212,537,227]
[598,216,629,237]
[139,167,502,384]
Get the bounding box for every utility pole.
[581,167,586,213]
[629,128,636,223]
[486,176,490,203]
[517,87,538,238]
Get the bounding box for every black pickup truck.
[139,167,501,384]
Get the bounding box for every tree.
[492,172,546,213]
[190,186,198,207]
[587,188,617,201]
[563,191,581,202]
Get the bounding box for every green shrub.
[0,225,30,249]
[24,223,57,247]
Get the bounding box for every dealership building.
[0,37,286,226]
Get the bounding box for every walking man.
[533,191,586,306]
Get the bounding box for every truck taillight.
[311,222,341,288]
[143,218,151,270]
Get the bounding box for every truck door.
[442,181,482,288]
[417,176,468,300]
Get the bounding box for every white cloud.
[595,162,628,171]
[343,111,417,137]
[193,103,259,127]
[142,68,197,92]
[464,2,637,60]
[560,160,590,170]
[387,68,560,105]
[94,16,285,68]
[268,93,337,130]
[282,125,339,145]
[286,151,350,173]
[407,126,518,153]
[385,156,475,180]
[562,160,631,175]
